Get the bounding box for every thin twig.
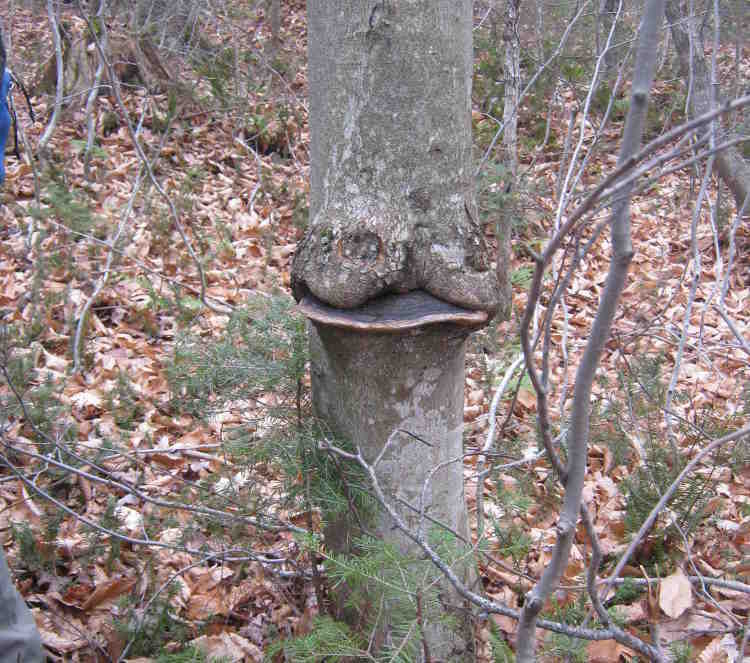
[38,0,63,151]
[81,13,232,315]
[602,423,750,598]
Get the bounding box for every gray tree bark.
[502,0,520,179]
[665,0,750,209]
[598,0,623,81]
[264,0,281,94]
[292,1,501,314]
[294,2,502,660]
[497,0,520,321]
[310,314,477,660]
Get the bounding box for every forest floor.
[0,1,749,662]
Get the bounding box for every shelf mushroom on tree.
[292,1,505,658]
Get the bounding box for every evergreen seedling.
[115,587,189,659]
[540,597,588,663]
[265,616,368,662]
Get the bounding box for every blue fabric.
[0,69,11,183]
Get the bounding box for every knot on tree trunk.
[291,209,502,314]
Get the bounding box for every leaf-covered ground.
[0,1,748,661]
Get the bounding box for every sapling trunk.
[515,0,667,659]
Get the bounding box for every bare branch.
[516,1,666,658]
[38,0,63,150]
[81,11,232,316]
[603,424,750,598]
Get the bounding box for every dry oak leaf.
[516,386,537,411]
[658,566,693,618]
[81,575,137,611]
[587,638,634,662]
[33,608,87,654]
[697,634,739,663]
[191,632,263,662]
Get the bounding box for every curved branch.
[38,0,63,151]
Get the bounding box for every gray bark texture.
[0,548,45,663]
[665,0,750,209]
[598,0,623,80]
[502,0,520,178]
[310,321,476,661]
[292,1,501,314]
[311,325,470,550]
[295,3,498,659]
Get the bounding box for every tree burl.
[291,2,502,315]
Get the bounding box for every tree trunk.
[267,0,281,58]
[265,0,281,93]
[293,1,500,314]
[598,0,623,81]
[134,0,203,52]
[502,0,520,179]
[665,0,750,209]
[295,1,501,659]
[309,311,477,660]
[33,30,170,101]
[497,0,520,320]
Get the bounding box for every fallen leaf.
[114,505,143,533]
[659,566,692,618]
[33,609,87,653]
[698,634,738,663]
[82,575,137,611]
[587,638,633,662]
[191,632,263,662]
[516,387,537,411]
